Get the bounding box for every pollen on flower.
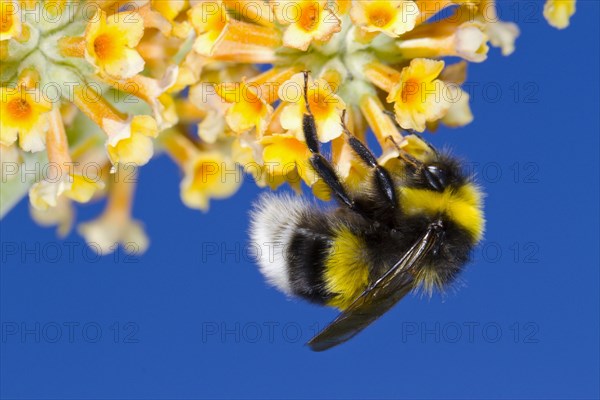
[298,2,319,31]
[7,98,31,118]
[92,34,114,60]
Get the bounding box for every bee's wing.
[307,224,442,352]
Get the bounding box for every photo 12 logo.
[201,321,322,344]
[1,321,140,344]
[400,321,540,344]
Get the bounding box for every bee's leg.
[340,110,397,209]
[383,110,439,157]
[301,71,359,212]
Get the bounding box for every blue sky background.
[1,2,599,399]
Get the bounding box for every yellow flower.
[435,62,473,129]
[152,0,189,22]
[78,166,148,255]
[71,85,159,167]
[359,93,404,163]
[161,129,242,211]
[65,174,104,202]
[543,0,576,29]
[105,115,159,167]
[189,1,280,62]
[478,0,520,56]
[79,215,149,255]
[29,173,104,211]
[189,0,229,54]
[439,85,473,128]
[484,21,519,56]
[29,177,72,211]
[180,0,506,197]
[329,107,370,192]
[98,66,180,130]
[273,0,341,51]
[29,107,105,211]
[215,79,274,135]
[398,15,489,62]
[85,9,145,79]
[30,196,74,238]
[0,0,20,41]
[0,0,574,250]
[278,73,346,143]
[386,59,450,132]
[0,84,51,152]
[180,151,241,211]
[350,0,419,38]
[260,133,318,189]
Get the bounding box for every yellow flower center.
[7,98,32,119]
[193,161,220,188]
[308,91,330,115]
[93,33,115,61]
[299,3,320,32]
[401,78,421,104]
[0,13,12,33]
[367,7,393,28]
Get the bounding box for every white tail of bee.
[249,193,310,296]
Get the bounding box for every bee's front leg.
[340,110,397,210]
[301,71,360,214]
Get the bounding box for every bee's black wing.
[307,223,443,352]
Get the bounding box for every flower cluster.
[0,0,575,253]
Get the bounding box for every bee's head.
[403,153,467,192]
[399,153,485,243]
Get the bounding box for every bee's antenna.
[302,70,312,114]
[340,108,351,135]
[383,110,439,158]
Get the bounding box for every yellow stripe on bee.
[401,183,485,242]
[324,227,371,310]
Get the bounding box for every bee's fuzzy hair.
[249,193,310,296]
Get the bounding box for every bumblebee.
[250,72,485,351]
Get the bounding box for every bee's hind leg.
[301,71,361,214]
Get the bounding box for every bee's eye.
[424,165,447,191]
